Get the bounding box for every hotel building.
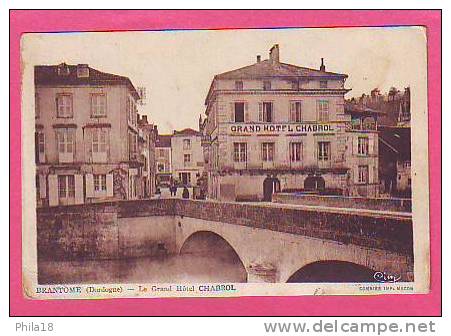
[202,45,379,201]
[35,63,149,206]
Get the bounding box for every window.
[404,161,411,168]
[77,66,89,78]
[290,142,303,162]
[235,81,243,90]
[261,143,275,161]
[57,128,75,162]
[234,102,245,122]
[94,174,107,192]
[58,175,75,199]
[320,80,328,88]
[291,80,299,90]
[56,94,73,118]
[158,149,166,157]
[358,165,369,184]
[290,101,302,122]
[233,143,247,162]
[91,93,106,117]
[317,100,329,122]
[318,141,330,161]
[92,128,108,153]
[260,102,273,122]
[157,163,165,172]
[408,178,412,186]
[129,132,137,158]
[183,139,191,150]
[357,137,369,156]
[35,93,40,119]
[263,81,271,90]
[184,154,191,166]
[36,132,45,163]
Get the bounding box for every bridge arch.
[286,260,376,283]
[179,230,247,282]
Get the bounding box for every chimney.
[256,55,261,63]
[269,44,280,64]
[320,58,326,72]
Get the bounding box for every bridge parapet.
[37,199,413,261]
[116,199,412,256]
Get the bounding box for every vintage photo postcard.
[21,26,430,299]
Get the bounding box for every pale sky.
[23,27,426,133]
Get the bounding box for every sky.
[23,27,426,133]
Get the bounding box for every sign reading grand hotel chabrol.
[228,123,335,135]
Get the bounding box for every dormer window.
[77,64,89,78]
[57,63,70,76]
[263,81,272,90]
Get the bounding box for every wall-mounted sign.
[228,123,335,135]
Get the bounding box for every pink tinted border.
[10,10,441,316]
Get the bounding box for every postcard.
[21,26,429,299]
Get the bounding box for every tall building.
[35,63,149,206]
[138,115,157,198]
[202,45,380,201]
[155,133,173,187]
[171,128,204,186]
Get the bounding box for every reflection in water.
[38,254,248,284]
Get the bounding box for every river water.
[38,254,248,284]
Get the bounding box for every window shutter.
[368,165,374,184]
[258,103,263,122]
[230,103,234,122]
[272,102,276,122]
[353,166,360,183]
[48,174,58,206]
[39,174,47,198]
[369,136,375,155]
[74,174,84,204]
[106,174,114,197]
[352,136,358,155]
[244,102,249,122]
[86,174,94,198]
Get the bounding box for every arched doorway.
[287,260,376,283]
[180,231,247,282]
[304,175,326,191]
[263,175,281,201]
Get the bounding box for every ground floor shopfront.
[36,162,150,207]
[207,168,379,202]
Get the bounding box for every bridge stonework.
[37,199,414,282]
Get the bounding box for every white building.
[171,128,204,187]
[202,45,379,201]
[35,63,148,206]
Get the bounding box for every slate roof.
[215,59,348,80]
[378,126,411,160]
[155,134,172,148]
[344,102,385,115]
[34,63,140,99]
[172,128,202,136]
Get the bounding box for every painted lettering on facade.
[229,123,335,135]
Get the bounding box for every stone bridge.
[37,199,413,283]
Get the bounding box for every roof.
[378,126,411,160]
[155,134,172,148]
[35,63,140,99]
[344,102,385,116]
[172,128,201,136]
[215,59,348,80]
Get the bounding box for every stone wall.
[37,199,413,261]
[273,193,412,212]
